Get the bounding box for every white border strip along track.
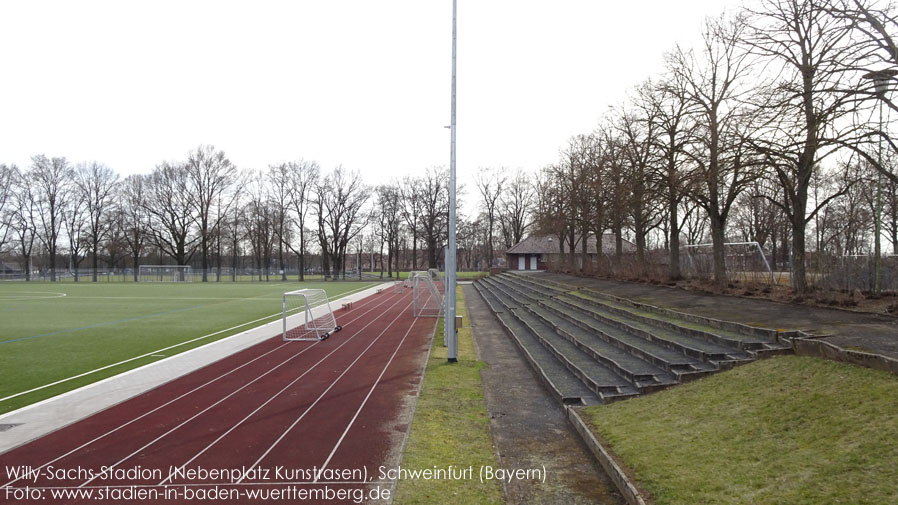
[0,283,388,455]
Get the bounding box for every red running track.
[0,286,435,505]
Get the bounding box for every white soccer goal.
[138,265,193,282]
[283,288,342,341]
[682,241,775,284]
[405,270,427,288]
[413,271,443,318]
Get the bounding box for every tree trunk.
[92,244,99,282]
[668,197,681,280]
[709,212,727,288]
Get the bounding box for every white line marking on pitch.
[77,293,408,489]
[0,286,393,490]
[0,283,377,405]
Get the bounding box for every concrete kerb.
[566,407,648,505]
[0,282,388,455]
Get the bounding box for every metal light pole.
[863,69,896,295]
[446,0,458,363]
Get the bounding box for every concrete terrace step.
[538,298,716,381]
[578,288,780,351]
[556,293,753,367]
[476,285,599,405]
[508,307,640,401]
[574,290,794,358]
[512,274,791,356]
[522,303,678,392]
[476,282,634,404]
[489,275,549,303]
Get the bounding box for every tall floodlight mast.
[446,0,458,362]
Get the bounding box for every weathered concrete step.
[510,307,641,400]
[502,273,569,296]
[492,310,600,405]
[523,303,679,392]
[540,298,716,381]
[481,278,526,309]
[490,275,550,303]
[507,272,580,292]
[577,288,792,354]
[557,293,753,366]
[474,282,506,313]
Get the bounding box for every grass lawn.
[393,286,503,505]
[0,281,378,414]
[583,355,898,505]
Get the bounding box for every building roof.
[506,234,636,255]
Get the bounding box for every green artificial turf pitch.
[0,281,377,415]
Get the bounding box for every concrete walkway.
[0,283,387,455]
[464,284,624,505]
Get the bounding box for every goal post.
[283,288,342,341]
[413,271,443,317]
[138,265,192,282]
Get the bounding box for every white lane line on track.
[76,291,411,489]
[0,283,377,405]
[159,290,413,486]
[236,297,416,484]
[0,288,392,490]
[314,315,422,482]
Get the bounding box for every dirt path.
[463,285,624,505]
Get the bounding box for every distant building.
[0,262,21,274]
[505,234,636,271]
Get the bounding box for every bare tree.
[418,167,451,269]
[63,194,87,280]
[498,169,534,249]
[376,183,403,277]
[74,162,119,281]
[670,14,758,287]
[144,162,199,273]
[615,95,664,271]
[267,163,292,281]
[648,73,697,279]
[29,155,73,281]
[0,164,16,254]
[244,171,275,281]
[400,176,423,270]
[475,168,506,269]
[119,175,149,281]
[287,160,319,281]
[9,171,38,280]
[745,0,866,293]
[185,145,237,282]
[315,167,370,279]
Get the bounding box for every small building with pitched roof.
[505,234,636,271]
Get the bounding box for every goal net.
[138,265,192,282]
[413,271,443,317]
[682,241,775,284]
[283,288,341,341]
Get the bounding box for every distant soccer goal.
[682,241,775,284]
[413,271,443,318]
[138,265,192,282]
[405,270,427,288]
[283,288,341,341]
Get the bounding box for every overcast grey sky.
[0,0,746,194]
